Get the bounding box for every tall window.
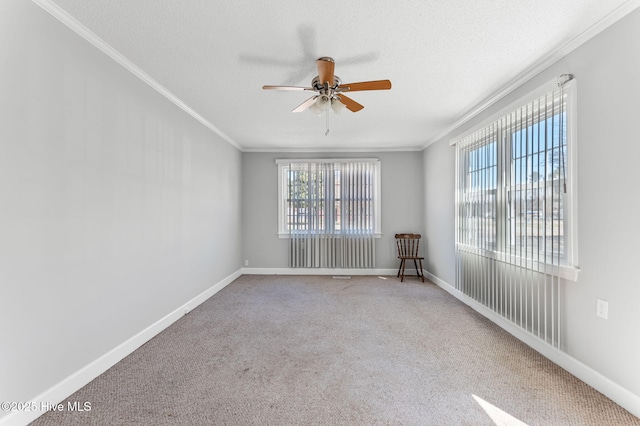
[460,137,498,251]
[453,76,577,348]
[455,77,578,278]
[277,159,381,237]
[277,159,380,268]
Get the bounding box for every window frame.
[276,158,382,238]
[453,78,579,281]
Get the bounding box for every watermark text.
[1,401,91,412]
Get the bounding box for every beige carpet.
[31,275,640,425]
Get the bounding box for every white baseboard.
[1,269,242,426]
[242,267,399,276]
[425,271,640,419]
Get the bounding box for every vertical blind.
[454,76,575,348]
[283,159,379,268]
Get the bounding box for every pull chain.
[325,110,330,136]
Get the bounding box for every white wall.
[242,151,424,270]
[0,2,242,423]
[423,6,640,414]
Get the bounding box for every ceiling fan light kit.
[263,56,391,116]
[331,97,346,114]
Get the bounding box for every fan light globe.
[331,98,346,114]
[315,95,331,111]
[309,102,323,115]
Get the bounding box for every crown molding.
[32,0,640,154]
[242,145,424,153]
[420,0,640,150]
[32,0,243,152]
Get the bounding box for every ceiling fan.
[263,56,392,114]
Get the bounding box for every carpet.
[31,275,640,425]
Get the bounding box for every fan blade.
[338,80,392,92]
[337,94,364,112]
[292,96,317,113]
[316,57,335,86]
[263,85,315,91]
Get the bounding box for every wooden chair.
[395,233,424,282]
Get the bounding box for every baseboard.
[183,270,241,313]
[1,269,242,426]
[425,271,640,419]
[242,267,399,276]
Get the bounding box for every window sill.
[456,243,580,282]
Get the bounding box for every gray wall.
[422,139,456,285]
[0,0,242,413]
[423,7,640,400]
[243,151,424,269]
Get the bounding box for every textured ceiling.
[41,0,638,151]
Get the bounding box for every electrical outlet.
[596,298,608,319]
[244,260,249,266]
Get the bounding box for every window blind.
[281,159,379,268]
[454,76,576,348]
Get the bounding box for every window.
[277,159,381,237]
[454,77,578,280]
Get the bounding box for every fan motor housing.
[311,76,341,93]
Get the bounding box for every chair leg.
[419,259,424,282]
[400,259,406,282]
[397,260,402,278]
